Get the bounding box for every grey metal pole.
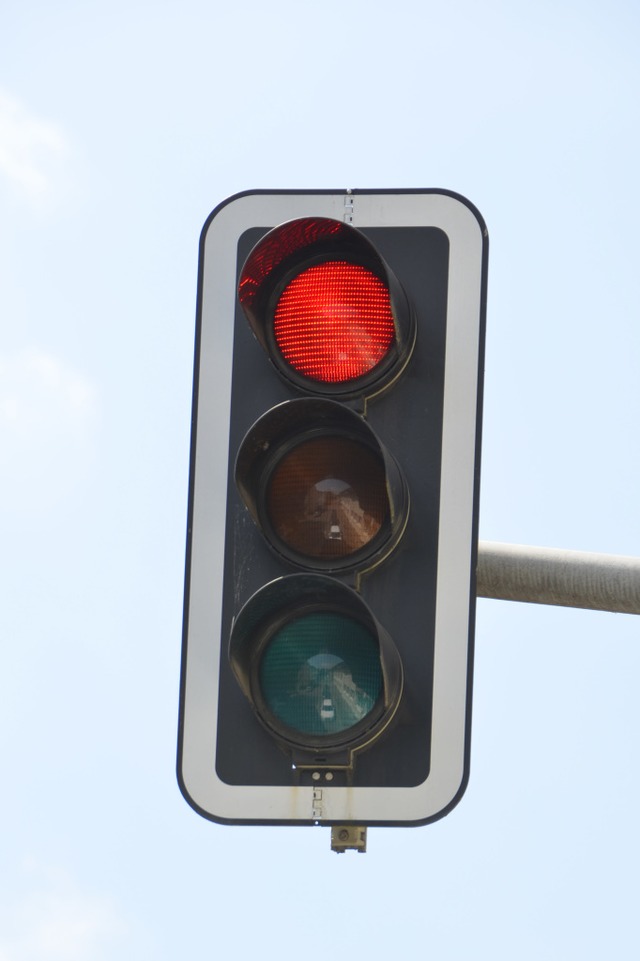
[476,541,640,615]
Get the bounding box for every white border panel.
[180,190,486,824]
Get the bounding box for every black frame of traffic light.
[178,189,488,827]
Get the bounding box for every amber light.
[266,436,388,562]
[273,261,395,383]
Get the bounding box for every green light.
[259,612,382,737]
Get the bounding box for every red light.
[273,261,395,383]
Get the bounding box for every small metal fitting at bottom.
[330,825,367,853]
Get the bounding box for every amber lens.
[266,436,388,562]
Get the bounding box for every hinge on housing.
[343,190,354,224]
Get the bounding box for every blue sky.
[1,1,639,958]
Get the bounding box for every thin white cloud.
[0,349,95,429]
[0,862,127,961]
[0,90,69,200]
[0,348,98,511]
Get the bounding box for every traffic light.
[178,189,488,827]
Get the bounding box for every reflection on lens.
[259,612,382,736]
[266,436,388,561]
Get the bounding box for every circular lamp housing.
[228,574,403,762]
[235,399,409,573]
[238,217,416,399]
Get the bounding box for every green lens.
[259,612,382,737]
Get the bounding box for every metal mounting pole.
[477,541,640,615]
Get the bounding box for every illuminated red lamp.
[238,217,415,398]
[273,260,395,383]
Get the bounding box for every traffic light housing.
[178,189,488,827]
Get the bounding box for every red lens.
[273,261,395,383]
